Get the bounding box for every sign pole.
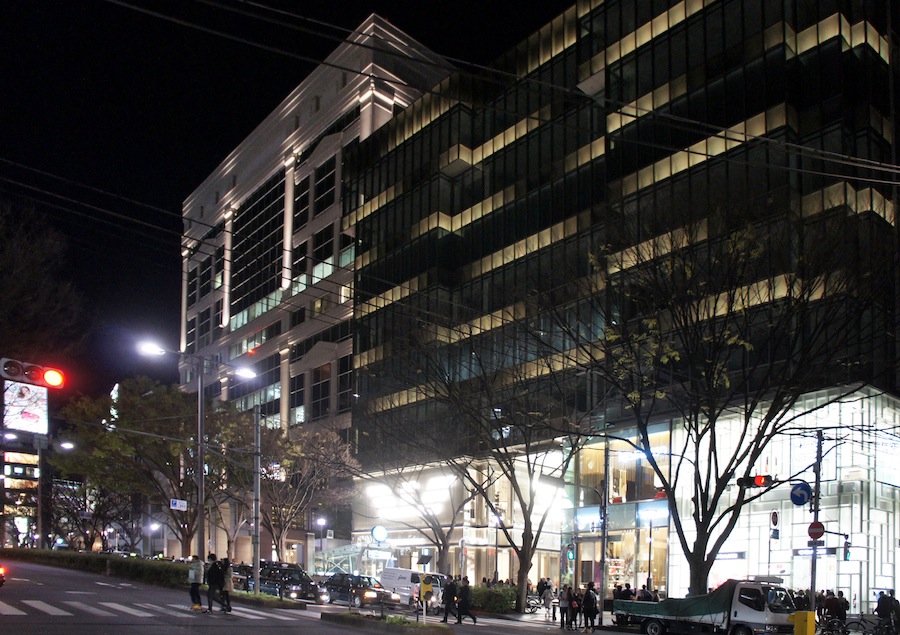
[809,430,823,604]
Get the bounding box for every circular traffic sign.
[808,521,825,540]
[771,511,779,527]
[790,482,813,506]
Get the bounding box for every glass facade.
[344,0,899,596]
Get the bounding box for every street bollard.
[788,611,816,635]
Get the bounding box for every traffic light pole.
[809,429,823,605]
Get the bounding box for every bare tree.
[359,316,593,612]
[538,204,889,595]
[231,425,357,562]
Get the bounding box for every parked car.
[325,573,400,608]
[247,562,329,603]
[0,562,6,588]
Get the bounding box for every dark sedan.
[325,573,400,608]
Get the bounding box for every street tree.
[56,376,248,557]
[538,205,888,595]
[358,317,592,612]
[227,424,357,562]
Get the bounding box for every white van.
[380,568,446,614]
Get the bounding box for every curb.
[322,611,450,634]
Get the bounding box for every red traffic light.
[0,357,65,389]
[737,475,774,488]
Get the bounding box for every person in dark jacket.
[456,577,477,625]
[442,577,458,623]
[204,553,227,614]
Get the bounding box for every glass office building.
[345,1,900,599]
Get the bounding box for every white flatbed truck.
[612,577,796,635]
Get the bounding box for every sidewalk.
[492,609,625,629]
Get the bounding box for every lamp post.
[252,405,260,597]
[316,516,327,566]
[137,341,256,560]
[150,522,160,557]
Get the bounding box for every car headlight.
[391,593,401,602]
[289,591,298,599]
[364,591,378,599]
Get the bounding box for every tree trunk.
[686,552,712,597]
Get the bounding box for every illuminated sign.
[4,381,48,434]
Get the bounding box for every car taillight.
[0,566,5,575]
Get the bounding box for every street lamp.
[150,522,160,557]
[316,517,327,552]
[137,341,256,559]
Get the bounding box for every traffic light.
[843,540,851,561]
[565,543,575,561]
[0,358,65,389]
[736,475,774,488]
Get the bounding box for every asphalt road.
[0,560,597,634]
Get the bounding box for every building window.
[186,317,197,354]
[338,355,352,413]
[311,363,331,420]
[314,156,336,215]
[198,308,211,349]
[339,232,355,268]
[290,373,305,427]
[294,176,310,231]
[199,256,212,298]
[291,307,306,328]
[313,226,334,282]
[214,245,225,289]
[214,299,224,338]
[187,267,198,308]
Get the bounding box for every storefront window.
[608,426,670,503]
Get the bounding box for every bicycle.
[844,616,895,635]
[818,617,849,635]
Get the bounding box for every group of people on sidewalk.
[187,553,233,614]
[554,581,601,632]
[441,576,478,624]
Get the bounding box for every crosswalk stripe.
[232,605,300,621]
[226,606,270,620]
[98,602,154,617]
[0,600,27,615]
[62,601,117,616]
[22,600,73,616]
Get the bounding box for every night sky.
[0,0,575,397]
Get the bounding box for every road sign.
[808,539,825,547]
[790,482,813,506]
[771,511,779,527]
[808,521,825,540]
[170,498,188,511]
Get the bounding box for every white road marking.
[98,602,154,617]
[22,600,73,615]
[63,601,117,616]
[0,600,27,615]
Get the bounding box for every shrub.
[0,548,187,587]
[471,584,517,613]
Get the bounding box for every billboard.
[3,380,48,435]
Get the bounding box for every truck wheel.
[644,619,667,635]
[732,626,752,635]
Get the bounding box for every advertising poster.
[3,380,49,435]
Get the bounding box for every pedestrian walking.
[187,555,203,611]
[543,582,555,620]
[442,576,458,623]
[220,558,234,613]
[559,585,570,630]
[456,577,477,625]
[570,588,582,630]
[582,582,598,633]
[204,553,226,614]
